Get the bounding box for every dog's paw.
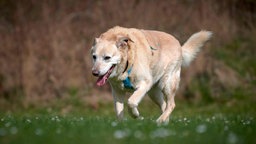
[128,107,140,119]
[137,116,144,120]
[156,116,169,126]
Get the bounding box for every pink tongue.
[96,75,108,86]
[96,65,115,86]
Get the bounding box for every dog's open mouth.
[96,65,116,86]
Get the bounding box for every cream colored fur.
[91,26,212,124]
[182,31,213,66]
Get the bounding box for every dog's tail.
[181,31,212,66]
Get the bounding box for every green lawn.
[0,101,255,144]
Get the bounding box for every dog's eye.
[92,55,97,60]
[104,56,111,61]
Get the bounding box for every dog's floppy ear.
[116,37,134,48]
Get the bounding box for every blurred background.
[0,0,255,113]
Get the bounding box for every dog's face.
[90,37,132,86]
[91,38,121,86]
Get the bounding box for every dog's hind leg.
[156,67,181,124]
[148,86,166,113]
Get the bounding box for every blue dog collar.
[122,68,134,89]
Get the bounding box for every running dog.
[90,26,212,124]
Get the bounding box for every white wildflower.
[113,129,131,139]
[35,128,43,136]
[150,128,172,138]
[196,124,207,134]
[227,132,238,144]
[111,121,118,127]
[5,122,11,127]
[134,130,145,140]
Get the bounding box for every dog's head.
[90,36,133,86]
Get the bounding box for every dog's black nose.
[92,70,100,76]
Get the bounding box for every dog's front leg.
[127,80,152,119]
[111,87,124,120]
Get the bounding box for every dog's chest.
[109,79,135,92]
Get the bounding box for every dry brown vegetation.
[0,0,255,109]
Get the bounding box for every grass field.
[1,1,256,144]
[1,100,255,144]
